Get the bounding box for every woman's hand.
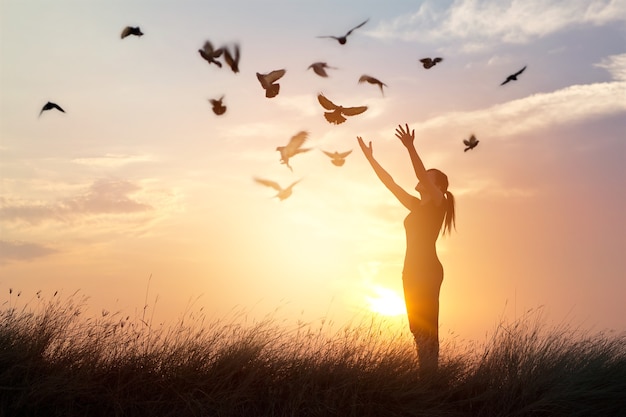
[357,136,374,159]
[395,124,415,148]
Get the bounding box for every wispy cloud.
[0,179,153,225]
[594,53,626,81]
[0,240,58,263]
[71,153,157,168]
[411,80,626,139]
[370,0,626,52]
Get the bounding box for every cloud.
[411,80,626,139]
[0,178,153,225]
[594,53,626,81]
[370,0,626,52]
[0,240,58,263]
[71,153,157,168]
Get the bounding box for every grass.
[1,291,625,417]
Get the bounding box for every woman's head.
[417,168,455,236]
[415,168,449,195]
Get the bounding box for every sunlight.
[365,285,406,317]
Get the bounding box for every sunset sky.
[1,0,625,342]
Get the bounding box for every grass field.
[1,292,624,417]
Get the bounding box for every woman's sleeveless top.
[402,201,445,277]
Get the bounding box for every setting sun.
[365,285,407,317]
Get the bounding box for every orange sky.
[1,0,625,342]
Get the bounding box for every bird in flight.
[39,101,65,116]
[253,177,302,201]
[209,96,226,115]
[308,62,337,77]
[257,69,286,98]
[358,75,387,96]
[317,18,369,45]
[322,149,353,167]
[317,94,367,125]
[419,57,443,69]
[121,26,143,39]
[223,44,241,73]
[276,131,311,171]
[463,134,479,152]
[501,65,527,85]
[198,41,224,67]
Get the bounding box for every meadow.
[1,292,624,417]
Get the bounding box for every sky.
[1,0,625,343]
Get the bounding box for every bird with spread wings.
[317,94,367,125]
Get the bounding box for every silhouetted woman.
[357,124,455,375]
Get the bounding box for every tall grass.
[1,292,624,417]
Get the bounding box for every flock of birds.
[37,19,528,201]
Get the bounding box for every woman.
[357,124,455,374]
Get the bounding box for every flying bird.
[322,149,353,167]
[276,131,311,171]
[209,96,226,115]
[308,62,337,77]
[358,75,387,96]
[223,43,241,73]
[198,41,224,67]
[317,18,369,45]
[39,101,65,116]
[257,69,286,98]
[121,26,143,39]
[501,65,527,85]
[253,177,302,201]
[463,134,479,152]
[419,57,443,69]
[317,93,367,125]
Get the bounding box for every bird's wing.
[341,105,368,116]
[254,177,281,191]
[223,44,240,68]
[346,18,369,36]
[317,35,339,40]
[322,150,336,158]
[433,57,443,63]
[469,134,477,143]
[337,150,353,158]
[264,69,286,84]
[51,102,64,112]
[285,179,302,191]
[358,75,371,84]
[285,131,309,152]
[463,139,471,146]
[121,27,132,39]
[514,66,527,76]
[317,94,337,110]
[500,78,510,85]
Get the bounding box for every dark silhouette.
[419,57,443,69]
[463,134,479,151]
[322,149,352,167]
[121,26,143,39]
[198,41,224,67]
[209,96,226,115]
[501,66,527,85]
[317,18,369,45]
[223,44,241,73]
[357,124,456,376]
[257,69,286,98]
[39,101,65,116]
[276,131,311,171]
[317,93,367,125]
[358,74,387,96]
[308,62,337,77]
[254,177,301,201]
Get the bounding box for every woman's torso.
[402,201,445,280]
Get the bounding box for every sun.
[365,285,407,317]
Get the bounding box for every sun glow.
[365,285,407,317]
